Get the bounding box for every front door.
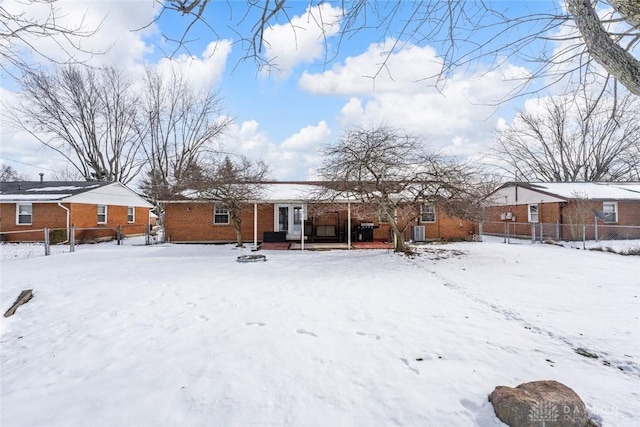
[276,204,304,240]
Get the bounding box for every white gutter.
[57,202,70,243]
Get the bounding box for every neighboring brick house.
[483,182,640,240]
[0,181,153,242]
[162,182,476,245]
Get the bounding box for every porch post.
[347,200,352,249]
[301,203,306,251]
[253,203,258,249]
[393,208,398,248]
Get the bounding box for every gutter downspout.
[57,202,70,244]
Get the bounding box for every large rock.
[489,380,594,427]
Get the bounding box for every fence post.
[594,215,599,242]
[117,225,122,245]
[478,222,483,242]
[539,222,543,242]
[582,225,586,250]
[531,223,535,243]
[555,221,560,241]
[70,225,75,252]
[44,227,50,256]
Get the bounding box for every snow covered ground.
[1,240,638,426]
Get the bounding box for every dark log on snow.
[4,289,33,317]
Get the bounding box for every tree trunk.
[386,215,406,252]
[567,0,640,96]
[232,215,244,247]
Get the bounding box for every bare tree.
[1,0,101,74]
[0,164,27,181]
[567,0,640,95]
[148,1,640,96]
[318,125,482,253]
[139,65,232,203]
[564,191,593,240]
[197,155,269,247]
[6,65,145,183]
[493,91,640,182]
[52,167,85,182]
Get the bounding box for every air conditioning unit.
[412,225,425,242]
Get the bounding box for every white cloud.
[223,120,331,180]
[301,39,531,159]
[262,3,342,77]
[281,122,330,151]
[1,0,160,75]
[300,39,443,95]
[155,40,233,91]
[0,88,72,178]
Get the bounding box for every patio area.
[259,241,395,250]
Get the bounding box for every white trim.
[420,204,436,223]
[64,182,153,208]
[16,203,32,225]
[213,205,230,225]
[602,201,618,223]
[274,203,305,240]
[528,204,539,223]
[127,206,136,223]
[97,204,108,224]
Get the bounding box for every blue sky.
[0,0,569,182]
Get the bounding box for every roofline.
[63,182,154,207]
[159,198,363,204]
[0,199,65,204]
[491,182,569,202]
[492,181,640,201]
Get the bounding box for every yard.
[0,240,638,426]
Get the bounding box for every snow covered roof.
[0,181,112,202]
[0,181,153,207]
[259,183,353,202]
[511,182,640,200]
[170,182,356,203]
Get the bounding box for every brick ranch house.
[483,182,640,240]
[161,182,476,246]
[0,181,154,242]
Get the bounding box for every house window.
[127,207,135,223]
[376,204,390,223]
[602,202,618,223]
[17,203,32,225]
[214,206,229,224]
[97,205,108,224]
[420,204,436,223]
[528,204,539,223]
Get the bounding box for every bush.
[49,228,67,244]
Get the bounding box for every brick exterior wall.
[615,201,640,225]
[0,202,68,241]
[164,202,274,243]
[483,200,640,240]
[0,202,149,242]
[164,202,476,243]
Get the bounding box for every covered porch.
[259,241,395,251]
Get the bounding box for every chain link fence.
[480,221,640,252]
[0,225,165,262]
